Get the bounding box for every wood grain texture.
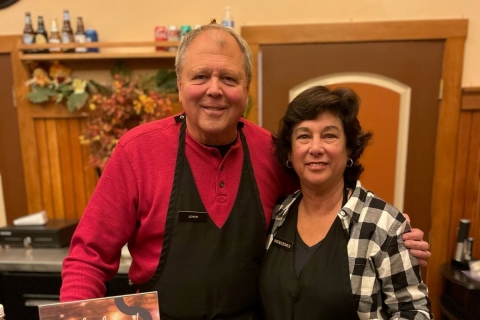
[45,119,64,219]
[11,37,44,214]
[34,120,53,217]
[450,112,472,257]
[242,19,468,44]
[461,87,480,110]
[57,119,75,220]
[427,37,465,315]
[449,108,480,263]
[466,112,480,260]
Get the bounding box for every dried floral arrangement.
[26,62,177,169]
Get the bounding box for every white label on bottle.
[221,20,234,29]
[35,34,47,44]
[75,34,87,52]
[62,34,72,43]
[75,34,86,43]
[49,38,61,52]
[23,34,34,44]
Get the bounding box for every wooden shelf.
[17,40,179,61]
[20,51,177,60]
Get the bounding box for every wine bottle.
[35,15,49,53]
[75,17,87,53]
[61,10,75,53]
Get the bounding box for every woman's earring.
[286,160,293,168]
[346,158,353,167]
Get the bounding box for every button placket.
[216,161,227,201]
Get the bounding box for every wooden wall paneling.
[242,20,467,318]
[34,119,53,217]
[449,112,472,258]
[68,118,89,219]
[7,35,98,221]
[45,118,64,219]
[467,113,480,259]
[461,87,480,110]
[57,118,75,219]
[464,113,480,220]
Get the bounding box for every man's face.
[177,29,249,146]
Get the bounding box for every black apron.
[139,115,266,320]
[258,197,359,320]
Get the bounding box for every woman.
[259,86,432,319]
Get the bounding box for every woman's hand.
[402,213,431,267]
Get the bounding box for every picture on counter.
[38,291,159,320]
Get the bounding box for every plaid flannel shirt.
[266,180,432,320]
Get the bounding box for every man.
[61,24,430,319]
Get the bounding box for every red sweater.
[60,116,297,301]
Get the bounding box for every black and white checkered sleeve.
[372,202,432,319]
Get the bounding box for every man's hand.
[402,213,431,267]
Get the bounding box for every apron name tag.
[179,211,208,222]
[272,236,293,251]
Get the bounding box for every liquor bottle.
[221,6,234,29]
[22,11,35,49]
[35,15,49,53]
[75,17,87,53]
[49,18,61,53]
[61,10,75,52]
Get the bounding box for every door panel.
[334,82,399,207]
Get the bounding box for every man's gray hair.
[175,24,253,84]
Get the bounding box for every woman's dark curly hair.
[273,85,372,187]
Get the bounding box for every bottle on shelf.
[154,26,168,51]
[221,6,234,29]
[167,25,179,52]
[22,11,35,53]
[75,16,87,53]
[61,9,75,52]
[49,18,61,53]
[35,15,49,53]
[179,25,192,41]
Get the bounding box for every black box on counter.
[0,219,78,248]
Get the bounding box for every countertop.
[0,246,131,274]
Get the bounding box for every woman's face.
[289,111,349,193]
